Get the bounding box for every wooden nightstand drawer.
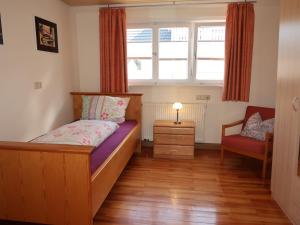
[154,134,194,146]
[153,120,195,159]
[154,145,194,158]
[154,126,194,135]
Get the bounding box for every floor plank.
[0,149,291,225]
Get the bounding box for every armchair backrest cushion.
[243,106,275,128]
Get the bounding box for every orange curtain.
[99,8,128,93]
[223,3,255,102]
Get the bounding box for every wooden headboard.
[70,92,143,123]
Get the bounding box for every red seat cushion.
[222,135,266,155]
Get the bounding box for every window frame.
[193,22,226,85]
[127,26,154,82]
[127,22,225,86]
[157,25,192,81]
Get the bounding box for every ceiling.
[62,0,176,6]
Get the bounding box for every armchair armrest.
[222,119,244,137]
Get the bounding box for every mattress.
[90,120,137,173]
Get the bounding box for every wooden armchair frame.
[221,119,273,179]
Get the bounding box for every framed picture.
[35,16,58,53]
[0,14,3,45]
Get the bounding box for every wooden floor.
[93,149,291,225]
[1,149,291,225]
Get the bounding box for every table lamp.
[173,102,183,124]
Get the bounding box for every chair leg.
[221,146,224,165]
[262,159,267,179]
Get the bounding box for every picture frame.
[35,16,58,53]
[0,14,3,45]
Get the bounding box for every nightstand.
[153,120,195,159]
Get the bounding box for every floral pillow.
[240,112,275,141]
[81,95,130,123]
[241,112,262,134]
[101,96,130,123]
[260,118,275,133]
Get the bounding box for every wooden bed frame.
[0,92,142,225]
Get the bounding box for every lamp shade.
[173,102,183,110]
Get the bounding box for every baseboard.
[195,143,221,150]
[142,141,220,150]
[142,140,153,148]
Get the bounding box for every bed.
[0,92,142,225]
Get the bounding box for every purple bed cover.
[90,120,137,173]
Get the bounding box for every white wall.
[70,0,280,143]
[0,0,74,141]
[70,6,99,91]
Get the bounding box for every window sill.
[128,80,224,87]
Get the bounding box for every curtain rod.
[99,0,257,9]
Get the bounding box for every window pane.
[128,59,152,80]
[159,27,189,79]
[198,26,225,41]
[196,60,224,81]
[159,42,188,58]
[127,28,153,79]
[196,25,225,81]
[128,43,152,57]
[127,28,152,43]
[197,42,224,58]
[159,60,188,80]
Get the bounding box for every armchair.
[221,106,275,179]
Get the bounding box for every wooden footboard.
[0,143,94,225]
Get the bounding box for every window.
[159,27,189,80]
[196,25,225,81]
[127,28,153,79]
[126,23,225,85]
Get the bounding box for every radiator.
[142,102,207,143]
